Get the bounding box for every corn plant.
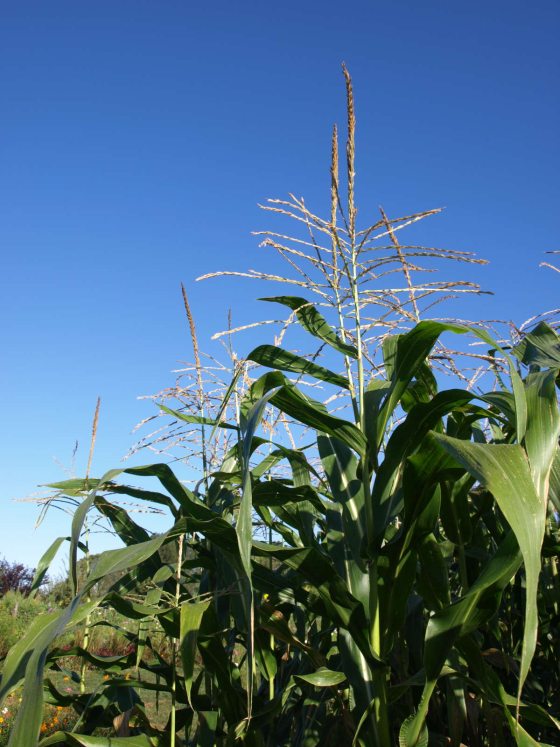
[1,68,559,747]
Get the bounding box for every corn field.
[1,68,559,747]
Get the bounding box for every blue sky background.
[1,0,559,571]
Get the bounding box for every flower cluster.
[0,693,77,745]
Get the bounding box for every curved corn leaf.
[372,388,474,543]
[93,496,152,545]
[7,595,86,747]
[30,536,68,596]
[246,370,366,455]
[433,434,547,701]
[375,321,468,450]
[399,715,429,747]
[259,295,358,358]
[248,343,350,389]
[513,321,560,369]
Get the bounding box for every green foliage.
[2,69,560,746]
[0,593,50,659]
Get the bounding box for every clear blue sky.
[1,0,559,570]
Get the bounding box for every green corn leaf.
[459,636,560,744]
[259,295,358,358]
[376,321,526,450]
[84,534,167,593]
[294,668,347,687]
[104,482,179,516]
[548,447,560,513]
[416,534,451,611]
[209,359,245,442]
[376,321,469,450]
[473,326,527,440]
[253,541,378,667]
[239,386,281,575]
[6,595,90,747]
[513,321,560,369]
[399,715,429,747]
[180,597,212,707]
[254,628,278,681]
[372,389,473,542]
[4,526,169,744]
[248,343,350,388]
[0,599,97,704]
[318,435,365,567]
[252,480,323,510]
[121,464,193,510]
[523,370,560,501]
[39,734,162,746]
[246,370,366,455]
[404,530,522,745]
[69,490,96,595]
[93,496,152,545]
[238,386,281,720]
[433,434,544,701]
[197,711,219,747]
[44,478,101,493]
[30,536,68,596]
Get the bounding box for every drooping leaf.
[433,435,546,700]
[30,536,68,595]
[247,343,350,388]
[245,371,366,455]
[513,321,560,369]
[376,321,469,450]
[259,296,358,358]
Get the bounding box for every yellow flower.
[57,706,63,711]
[0,717,4,724]
[63,676,70,682]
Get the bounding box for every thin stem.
[170,533,184,747]
[80,397,100,695]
